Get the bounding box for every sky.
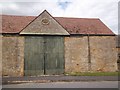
[0,0,119,34]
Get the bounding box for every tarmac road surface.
[2,81,119,88]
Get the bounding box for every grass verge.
[65,72,120,76]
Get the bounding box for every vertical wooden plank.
[45,36,64,75]
[24,36,44,76]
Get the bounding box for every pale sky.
[0,0,119,34]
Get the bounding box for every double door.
[24,36,64,76]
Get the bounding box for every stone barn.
[1,10,118,77]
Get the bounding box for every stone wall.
[0,35,2,76]
[117,48,120,71]
[64,36,89,73]
[2,36,24,76]
[2,35,118,77]
[89,36,117,72]
[64,36,117,73]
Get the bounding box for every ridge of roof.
[0,14,36,17]
[55,16,100,20]
[1,14,100,20]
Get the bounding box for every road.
[2,81,119,88]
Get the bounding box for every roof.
[1,14,115,35]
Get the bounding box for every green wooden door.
[45,37,64,75]
[24,36,44,76]
[24,36,64,76]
